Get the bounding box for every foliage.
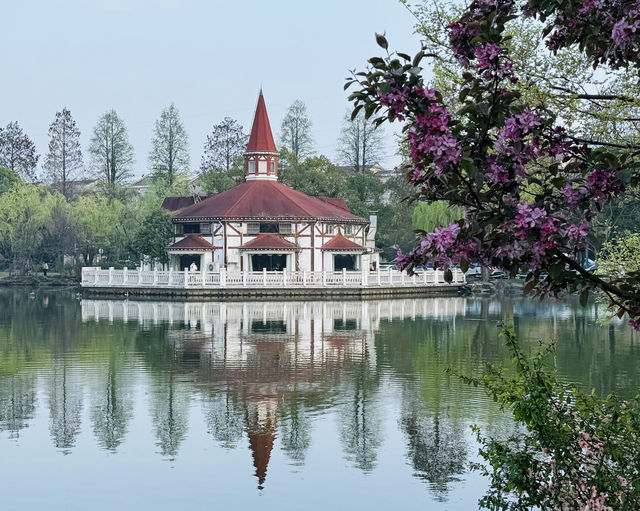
[148,103,190,187]
[197,158,244,195]
[337,110,385,174]
[0,166,22,196]
[413,200,463,234]
[88,110,135,191]
[200,117,248,173]
[69,195,127,266]
[346,1,640,325]
[128,181,178,264]
[279,149,349,197]
[279,100,314,159]
[0,183,62,272]
[596,233,640,281]
[342,171,385,218]
[456,322,640,510]
[44,108,84,200]
[0,122,39,181]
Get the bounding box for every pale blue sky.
[1,0,423,179]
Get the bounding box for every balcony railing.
[81,267,466,289]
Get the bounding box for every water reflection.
[0,291,637,508]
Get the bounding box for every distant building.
[163,92,379,273]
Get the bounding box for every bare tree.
[279,100,314,160]
[0,122,39,181]
[88,110,135,188]
[148,103,190,186]
[337,110,384,174]
[44,108,84,199]
[201,117,248,173]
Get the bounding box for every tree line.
[0,98,458,274]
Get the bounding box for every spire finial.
[245,90,278,181]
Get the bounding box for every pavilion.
[163,92,378,273]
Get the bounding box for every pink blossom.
[566,220,589,240]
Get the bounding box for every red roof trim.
[246,92,277,153]
[321,234,366,251]
[239,233,300,251]
[173,180,367,222]
[167,234,215,251]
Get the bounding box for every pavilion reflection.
[79,297,466,488]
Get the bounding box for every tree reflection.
[91,355,132,451]
[339,363,382,472]
[0,372,36,438]
[150,372,190,458]
[48,360,83,452]
[400,396,467,500]
[203,393,244,448]
[279,401,311,465]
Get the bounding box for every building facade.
[164,92,379,273]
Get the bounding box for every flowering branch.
[346,0,640,327]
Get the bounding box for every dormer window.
[248,160,255,173]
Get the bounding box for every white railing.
[81,267,466,289]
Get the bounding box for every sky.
[1,0,424,180]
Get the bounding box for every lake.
[0,290,637,510]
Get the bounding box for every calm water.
[0,290,638,510]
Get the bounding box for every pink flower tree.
[346,0,640,327]
[348,2,640,508]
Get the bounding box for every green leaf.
[523,279,537,295]
[460,258,469,273]
[444,268,453,283]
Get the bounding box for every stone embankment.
[463,279,524,297]
[0,275,80,288]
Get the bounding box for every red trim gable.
[239,233,300,251]
[168,234,214,251]
[321,234,366,251]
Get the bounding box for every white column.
[263,267,267,286]
[153,268,158,286]
[342,267,347,286]
[377,266,381,286]
[303,271,307,287]
[184,269,189,287]
[243,270,247,287]
[220,268,227,287]
[123,267,128,285]
[388,267,393,286]
[108,267,114,285]
[361,254,369,287]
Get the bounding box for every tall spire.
[245,91,278,181]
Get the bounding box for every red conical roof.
[246,91,277,153]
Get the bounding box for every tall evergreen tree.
[0,122,39,181]
[88,110,135,189]
[337,111,384,174]
[44,108,84,199]
[279,100,314,160]
[200,117,247,173]
[148,103,190,186]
